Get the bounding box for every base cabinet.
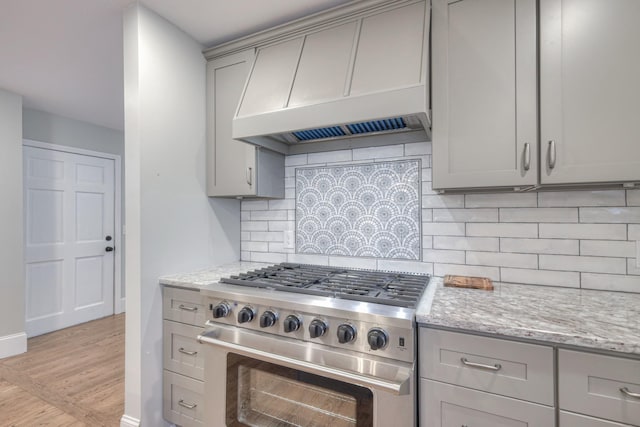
[560,411,635,427]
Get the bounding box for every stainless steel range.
[197,263,430,427]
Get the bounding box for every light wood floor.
[0,314,125,426]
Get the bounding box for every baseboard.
[0,332,27,359]
[120,414,141,427]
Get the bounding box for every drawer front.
[163,370,204,427]
[560,411,634,427]
[420,379,555,427]
[164,320,205,380]
[419,328,554,405]
[163,287,206,326]
[559,349,640,426]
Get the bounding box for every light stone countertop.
[416,278,640,356]
[159,261,272,290]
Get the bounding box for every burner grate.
[220,263,430,308]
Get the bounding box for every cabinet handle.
[178,304,198,312]
[523,143,531,171]
[548,140,556,169]
[178,347,198,356]
[246,167,252,186]
[460,357,502,371]
[178,399,197,409]
[620,387,640,399]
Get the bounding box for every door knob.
[106,235,112,241]
[105,246,114,252]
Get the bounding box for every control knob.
[212,302,230,319]
[367,328,389,350]
[259,310,277,328]
[308,319,328,338]
[283,314,302,333]
[337,324,357,344]
[237,306,255,324]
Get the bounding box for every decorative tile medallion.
[296,160,421,260]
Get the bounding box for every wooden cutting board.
[444,275,494,290]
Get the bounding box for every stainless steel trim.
[178,304,198,312]
[198,324,412,395]
[178,399,197,409]
[460,357,502,371]
[178,347,198,356]
[548,140,556,169]
[523,143,531,171]
[620,387,640,399]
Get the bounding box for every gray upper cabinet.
[206,50,284,198]
[432,0,537,190]
[540,0,640,185]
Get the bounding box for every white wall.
[0,88,26,358]
[122,4,241,425]
[241,142,640,293]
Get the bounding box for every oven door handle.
[197,330,411,395]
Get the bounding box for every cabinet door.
[207,50,257,197]
[540,0,640,184]
[432,0,537,190]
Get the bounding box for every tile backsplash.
[240,141,640,293]
[296,160,421,260]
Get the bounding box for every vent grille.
[292,117,407,142]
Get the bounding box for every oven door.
[198,322,416,427]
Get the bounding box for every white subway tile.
[630,225,640,240]
[268,242,287,253]
[240,211,251,221]
[499,208,578,223]
[423,222,465,236]
[423,249,465,264]
[405,141,431,156]
[241,200,269,211]
[250,231,283,242]
[434,264,500,281]
[242,221,268,232]
[329,256,378,270]
[501,238,579,255]
[579,207,640,223]
[422,182,440,196]
[308,150,352,164]
[422,195,465,209]
[580,240,636,258]
[628,190,640,206]
[288,211,296,221]
[538,190,626,207]
[434,236,499,251]
[376,260,433,275]
[539,223,627,240]
[433,208,498,223]
[353,145,404,160]
[285,154,308,166]
[465,193,537,208]
[287,253,329,265]
[242,241,269,252]
[466,251,538,269]
[285,188,295,199]
[240,251,250,261]
[627,258,640,275]
[422,168,432,182]
[501,268,580,288]
[422,209,433,222]
[269,221,293,232]
[251,252,287,263]
[285,177,296,188]
[269,199,295,210]
[422,236,433,249]
[285,166,297,178]
[240,231,251,241]
[581,273,640,292]
[251,210,288,221]
[539,255,626,274]
[466,223,538,238]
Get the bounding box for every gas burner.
[219,263,430,308]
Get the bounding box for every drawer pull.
[620,387,640,399]
[460,357,502,371]
[178,304,198,312]
[178,399,197,409]
[178,347,198,356]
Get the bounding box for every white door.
[24,146,115,337]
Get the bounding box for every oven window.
[226,353,374,427]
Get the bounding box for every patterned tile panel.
[296,160,421,260]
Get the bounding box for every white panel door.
[24,146,115,337]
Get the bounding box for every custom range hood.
[232,0,431,154]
